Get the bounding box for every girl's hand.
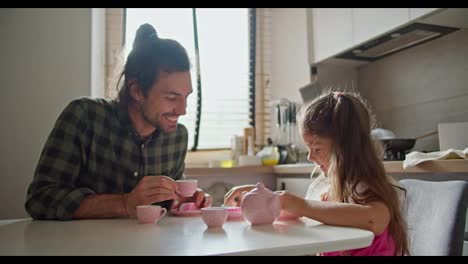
[275,190,305,216]
[223,184,256,206]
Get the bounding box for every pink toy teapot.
[240,182,281,225]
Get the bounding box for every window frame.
[104,8,272,164]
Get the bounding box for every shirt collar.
[113,100,160,142]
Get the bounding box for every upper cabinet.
[352,8,409,45]
[307,8,353,64]
[307,8,442,64]
[409,8,439,20]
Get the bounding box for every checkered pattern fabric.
[25,97,188,220]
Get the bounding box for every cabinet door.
[277,178,313,197]
[307,8,353,63]
[352,8,410,45]
[409,8,439,20]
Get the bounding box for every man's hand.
[124,176,178,217]
[172,188,213,210]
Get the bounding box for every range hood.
[335,8,468,62]
[335,22,459,62]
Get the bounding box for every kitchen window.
[123,8,255,150]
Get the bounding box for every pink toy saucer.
[170,208,201,217]
[224,206,244,220]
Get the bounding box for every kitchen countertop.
[184,165,272,177]
[384,159,468,174]
[185,159,468,176]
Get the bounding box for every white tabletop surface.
[0,215,374,256]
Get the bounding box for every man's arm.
[76,175,181,219]
[72,194,128,219]
[25,99,97,220]
[169,125,212,208]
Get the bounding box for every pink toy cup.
[201,207,228,228]
[136,205,167,224]
[179,202,199,211]
[176,179,198,197]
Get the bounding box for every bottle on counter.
[256,138,280,166]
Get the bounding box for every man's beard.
[141,107,177,133]
[141,110,160,130]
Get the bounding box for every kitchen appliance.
[336,22,459,62]
[381,139,416,161]
[372,129,438,161]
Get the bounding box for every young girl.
[224,91,409,256]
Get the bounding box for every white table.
[0,216,374,256]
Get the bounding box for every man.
[25,23,211,220]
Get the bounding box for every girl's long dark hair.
[298,91,409,256]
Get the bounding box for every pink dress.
[321,227,396,256]
[319,193,397,256]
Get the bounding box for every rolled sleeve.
[26,186,95,220]
[25,99,91,220]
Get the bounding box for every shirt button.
[133,171,138,177]
[141,144,144,149]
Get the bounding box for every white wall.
[315,62,359,93]
[268,9,361,148]
[268,9,310,148]
[270,8,310,104]
[91,8,106,97]
[0,8,94,219]
[358,29,468,152]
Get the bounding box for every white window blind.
[125,8,251,150]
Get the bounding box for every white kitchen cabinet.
[352,8,410,45]
[307,8,353,64]
[277,177,314,197]
[409,8,439,20]
[307,8,450,63]
[308,8,411,63]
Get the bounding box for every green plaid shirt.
[25,97,188,220]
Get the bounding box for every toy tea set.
[139,181,298,227]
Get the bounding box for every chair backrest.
[399,179,468,256]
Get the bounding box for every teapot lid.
[256,182,265,190]
[250,182,273,195]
